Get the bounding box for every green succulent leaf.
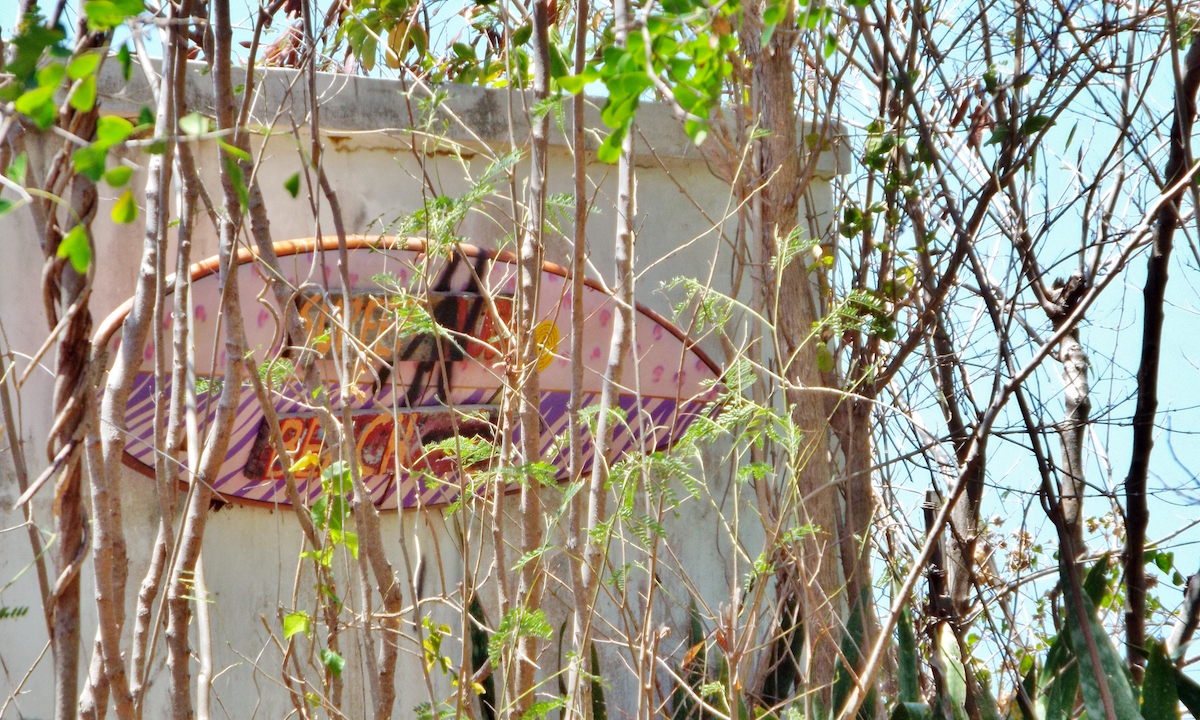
[1061,561,1141,720]
[1142,640,1180,720]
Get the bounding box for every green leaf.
[1061,562,1142,720]
[985,125,1008,146]
[337,530,359,559]
[936,623,968,712]
[113,0,144,14]
[68,52,101,80]
[111,189,138,224]
[1083,553,1110,606]
[69,75,97,112]
[1176,670,1200,719]
[897,604,920,703]
[6,21,67,83]
[15,86,57,129]
[890,703,931,720]
[832,587,876,719]
[320,648,345,677]
[512,23,532,46]
[597,127,626,164]
[7,152,29,186]
[72,145,108,182]
[558,68,599,94]
[1020,114,1054,136]
[218,140,251,162]
[1142,640,1180,720]
[37,62,66,88]
[224,155,249,210]
[282,611,312,639]
[138,106,155,127]
[117,44,132,81]
[762,0,787,26]
[284,172,301,198]
[96,116,135,145]
[104,165,133,187]
[1065,122,1078,150]
[310,496,328,531]
[57,225,91,274]
[179,112,210,137]
[591,643,608,720]
[83,0,127,30]
[1039,634,1080,720]
[0,198,15,217]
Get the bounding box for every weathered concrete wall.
[0,61,845,719]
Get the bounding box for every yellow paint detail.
[533,321,560,372]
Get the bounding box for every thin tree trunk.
[166,2,248,715]
[302,2,404,701]
[1125,30,1200,677]
[563,0,591,711]
[745,8,842,700]
[512,1,552,713]
[130,21,195,710]
[1058,327,1089,557]
[290,3,404,704]
[49,172,94,720]
[574,0,636,712]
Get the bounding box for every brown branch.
[1125,28,1200,677]
[562,0,591,710]
[166,2,249,716]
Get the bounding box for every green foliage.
[488,607,553,668]
[282,610,312,640]
[3,14,68,89]
[391,150,519,249]
[1060,559,1142,720]
[896,604,920,704]
[591,643,608,720]
[104,165,133,187]
[934,623,968,720]
[57,225,91,274]
[257,358,295,391]
[521,697,566,720]
[890,703,932,720]
[112,189,138,224]
[223,153,250,211]
[1175,669,1200,718]
[469,598,497,720]
[6,152,29,186]
[320,647,345,677]
[83,0,144,31]
[422,617,455,675]
[1142,640,1180,720]
[1038,634,1080,720]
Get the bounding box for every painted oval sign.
[96,237,722,510]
